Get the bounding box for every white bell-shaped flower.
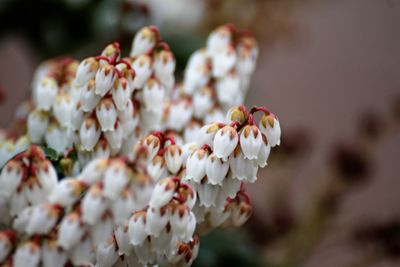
[213,125,238,161]
[154,49,176,83]
[0,160,24,199]
[193,86,214,119]
[80,79,101,112]
[149,178,177,208]
[103,160,128,200]
[146,206,170,237]
[143,78,165,111]
[96,239,119,267]
[170,204,191,239]
[75,57,99,87]
[206,24,233,54]
[256,136,271,168]
[78,157,108,185]
[197,180,220,208]
[131,54,152,89]
[212,45,236,78]
[48,179,83,206]
[27,110,49,143]
[112,188,136,226]
[0,231,14,262]
[130,26,158,57]
[57,212,85,250]
[114,225,132,256]
[70,102,86,131]
[42,239,67,267]
[259,114,281,147]
[36,77,58,111]
[45,123,73,154]
[147,155,168,181]
[221,173,242,198]
[112,78,131,110]
[236,36,259,77]
[205,153,229,185]
[240,125,263,160]
[196,123,221,149]
[104,120,124,150]
[164,145,184,174]
[128,211,147,246]
[95,65,117,96]
[53,93,73,128]
[90,214,113,244]
[183,64,211,95]
[79,117,101,151]
[215,71,240,106]
[69,237,93,266]
[231,201,252,227]
[167,100,193,132]
[14,240,41,267]
[81,184,108,225]
[25,204,60,235]
[96,98,117,131]
[185,147,208,183]
[229,147,258,183]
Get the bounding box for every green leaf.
[41,146,59,161]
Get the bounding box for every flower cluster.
[0,24,281,266]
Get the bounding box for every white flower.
[206,24,233,54]
[193,86,214,119]
[114,225,132,256]
[154,49,176,83]
[96,239,119,267]
[78,157,108,185]
[209,207,230,228]
[111,188,136,226]
[112,78,131,110]
[213,125,238,161]
[35,77,58,111]
[26,204,60,235]
[75,57,99,87]
[0,160,24,198]
[149,178,176,208]
[25,180,47,205]
[9,190,28,217]
[128,211,147,246]
[166,101,193,132]
[96,98,117,131]
[146,206,169,237]
[236,36,259,77]
[104,121,124,150]
[103,160,128,200]
[45,123,73,154]
[90,214,113,244]
[196,123,221,149]
[205,153,229,185]
[53,93,73,128]
[57,212,85,250]
[14,240,41,267]
[143,78,165,111]
[42,239,68,267]
[147,155,167,181]
[229,147,258,182]
[95,65,117,97]
[240,125,262,160]
[204,108,225,125]
[221,173,242,198]
[212,45,236,78]
[130,26,158,57]
[48,178,84,206]
[70,102,86,131]
[79,117,101,151]
[215,71,240,106]
[170,204,191,239]
[164,145,183,174]
[183,64,210,95]
[35,160,57,193]
[197,180,219,208]
[80,79,101,112]
[27,110,49,143]
[185,147,208,183]
[256,136,271,168]
[133,238,155,265]
[259,114,281,147]
[93,138,111,159]
[132,54,152,89]
[183,121,201,143]
[81,184,108,225]
[69,237,94,266]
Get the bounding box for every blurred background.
[1,0,400,266]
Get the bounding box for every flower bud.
[130,26,158,57]
[207,24,233,53]
[231,201,252,227]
